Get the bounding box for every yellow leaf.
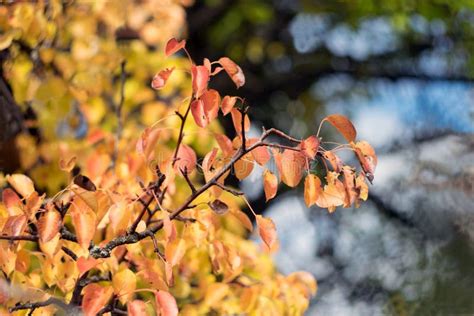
[112,268,136,305]
[304,174,322,207]
[6,174,35,198]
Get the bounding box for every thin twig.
[9,297,69,313]
[172,97,193,167]
[61,246,78,261]
[180,167,196,193]
[214,182,244,196]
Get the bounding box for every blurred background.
[185,1,473,315]
[0,0,472,315]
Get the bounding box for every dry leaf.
[263,170,278,201]
[324,114,357,142]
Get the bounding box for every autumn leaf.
[215,134,234,157]
[77,257,99,277]
[82,284,113,316]
[73,174,97,192]
[274,149,306,187]
[263,169,278,201]
[155,290,178,316]
[163,212,177,243]
[247,138,271,165]
[218,57,245,88]
[37,209,62,243]
[175,144,197,173]
[234,155,254,180]
[351,141,377,182]
[221,95,237,115]
[304,174,322,207]
[209,199,229,215]
[323,151,343,173]
[201,89,220,122]
[165,38,186,57]
[151,67,174,90]
[190,99,208,128]
[230,108,250,134]
[2,214,27,237]
[70,198,97,249]
[113,268,136,305]
[300,135,320,159]
[316,172,346,213]
[256,215,278,252]
[342,166,357,207]
[128,300,148,316]
[191,65,209,98]
[59,156,77,172]
[6,174,35,198]
[136,126,161,160]
[323,114,357,143]
[165,238,186,267]
[287,271,318,297]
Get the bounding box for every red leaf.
[247,138,271,166]
[263,170,278,201]
[230,108,250,134]
[221,96,237,116]
[191,65,209,98]
[155,290,178,316]
[175,144,197,173]
[215,134,234,157]
[323,114,357,142]
[151,67,174,90]
[2,188,21,212]
[77,257,99,277]
[256,215,278,252]
[165,38,186,57]
[218,57,245,88]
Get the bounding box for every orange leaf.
[218,57,245,88]
[165,238,186,267]
[59,156,77,172]
[2,188,21,214]
[113,268,136,305]
[155,290,178,316]
[230,209,253,232]
[221,95,237,115]
[215,134,234,157]
[342,166,357,207]
[263,170,278,201]
[323,151,343,173]
[163,212,177,243]
[201,89,220,122]
[70,198,97,249]
[304,174,322,207]
[287,271,318,297]
[300,136,320,159]
[175,144,197,173]
[191,65,209,98]
[234,155,254,180]
[351,141,377,182]
[248,139,271,166]
[136,126,161,160]
[77,257,99,276]
[128,300,148,316]
[316,172,346,213]
[151,67,174,90]
[256,215,278,252]
[37,209,62,243]
[165,38,186,57]
[355,173,369,206]
[230,108,250,134]
[2,214,27,237]
[190,99,208,128]
[82,284,113,316]
[6,174,35,198]
[275,149,306,187]
[323,114,357,142]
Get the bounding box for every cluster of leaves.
[0,1,377,315]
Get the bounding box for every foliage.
[0,1,377,315]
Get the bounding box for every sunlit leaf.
[112,268,136,305]
[218,57,245,88]
[256,215,278,252]
[221,95,237,115]
[175,144,197,173]
[155,290,178,316]
[351,141,377,183]
[263,169,278,201]
[151,67,175,90]
[70,198,97,249]
[323,151,343,173]
[323,114,357,142]
[6,174,35,198]
[37,209,62,243]
[165,238,186,267]
[191,65,209,98]
[304,174,322,207]
[300,136,320,159]
[82,284,113,316]
[128,300,148,316]
[165,38,186,57]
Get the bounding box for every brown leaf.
[218,57,245,88]
[2,188,21,214]
[165,38,186,57]
[59,156,77,172]
[37,210,62,243]
[155,290,178,316]
[342,166,357,207]
[263,169,278,201]
[209,199,229,215]
[73,174,97,192]
[316,172,346,213]
[256,215,278,252]
[351,141,377,182]
[151,67,174,90]
[324,114,357,142]
[304,174,322,207]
